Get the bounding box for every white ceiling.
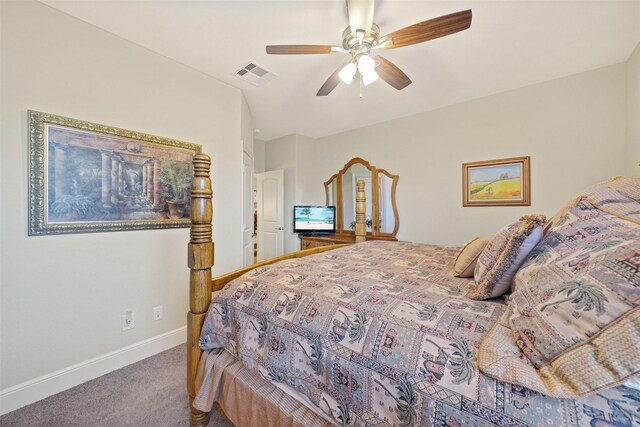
[41,0,640,141]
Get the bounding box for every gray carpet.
[0,345,233,426]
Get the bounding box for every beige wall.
[254,139,266,173]
[626,42,640,177]
[294,64,626,246]
[0,0,244,395]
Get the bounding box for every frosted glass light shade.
[357,55,375,74]
[357,54,378,86]
[361,69,379,86]
[339,62,357,84]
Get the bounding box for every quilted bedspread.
[199,241,640,426]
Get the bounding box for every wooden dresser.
[299,233,397,250]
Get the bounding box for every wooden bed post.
[355,179,366,243]
[187,153,213,427]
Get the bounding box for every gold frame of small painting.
[462,156,531,207]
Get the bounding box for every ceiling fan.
[266,0,472,96]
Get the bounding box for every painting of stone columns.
[29,111,201,235]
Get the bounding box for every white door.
[256,170,284,261]
[241,151,254,267]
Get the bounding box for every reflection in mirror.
[325,175,338,207]
[342,163,372,231]
[378,173,395,233]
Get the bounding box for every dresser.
[299,233,397,250]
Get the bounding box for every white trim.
[0,326,186,416]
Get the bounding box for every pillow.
[543,176,640,234]
[469,214,545,300]
[479,201,640,398]
[452,236,491,277]
[477,307,640,398]
[625,376,640,392]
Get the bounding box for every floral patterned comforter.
[199,241,640,426]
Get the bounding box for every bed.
[186,154,640,426]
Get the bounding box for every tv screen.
[293,205,336,234]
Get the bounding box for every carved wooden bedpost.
[355,179,366,243]
[187,154,213,427]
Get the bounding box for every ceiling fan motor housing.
[342,23,380,51]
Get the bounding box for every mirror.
[324,157,399,238]
[342,163,373,232]
[377,170,397,234]
[325,175,338,206]
[324,174,341,230]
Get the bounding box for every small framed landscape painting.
[28,110,202,235]
[462,156,531,207]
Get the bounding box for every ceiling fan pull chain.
[359,74,363,98]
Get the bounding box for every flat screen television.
[293,205,336,234]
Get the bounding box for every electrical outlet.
[122,310,135,331]
[153,305,163,321]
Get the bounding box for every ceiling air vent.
[234,61,277,87]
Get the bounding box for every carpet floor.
[0,345,233,426]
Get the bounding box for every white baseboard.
[0,326,187,416]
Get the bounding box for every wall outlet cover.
[122,310,135,330]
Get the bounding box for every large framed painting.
[462,156,531,207]
[28,110,202,235]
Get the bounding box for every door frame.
[241,149,255,267]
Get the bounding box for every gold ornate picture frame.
[462,156,531,207]
[28,110,202,235]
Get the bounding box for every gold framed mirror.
[324,157,399,239]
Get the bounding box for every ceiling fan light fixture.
[357,54,378,86]
[357,54,375,74]
[266,2,472,97]
[361,69,379,86]
[339,62,357,84]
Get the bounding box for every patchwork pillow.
[543,176,640,234]
[469,215,545,300]
[625,376,640,392]
[479,199,640,398]
[452,236,491,278]
[478,307,640,398]
[516,177,640,294]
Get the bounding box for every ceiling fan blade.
[347,0,374,36]
[266,45,336,55]
[375,56,411,90]
[317,62,349,96]
[380,9,472,49]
